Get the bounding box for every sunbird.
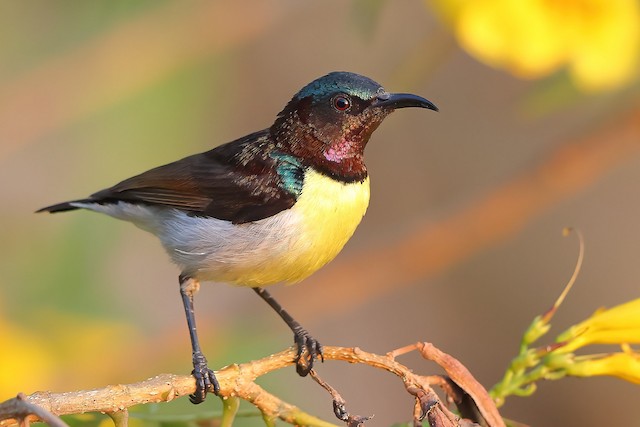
[39,71,437,403]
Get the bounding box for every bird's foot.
[293,329,323,376]
[189,352,220,404]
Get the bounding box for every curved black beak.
[372,92,438,112]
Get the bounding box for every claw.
[294,330,323,376]
[189,352,220,404]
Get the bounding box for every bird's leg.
[179,274,220,403]
[253,287,323,376]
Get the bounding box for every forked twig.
[0,394,68,427]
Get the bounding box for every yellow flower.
[556,299,640,353]
[566,351,640,383]
[0,315,54,399]
[429,0,640,91]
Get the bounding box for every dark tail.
[36,199,93,214]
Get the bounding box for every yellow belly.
[284,169,370,283]
[219,169,370,286]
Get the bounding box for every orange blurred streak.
[0,1,282,162]
[287,104,640,315]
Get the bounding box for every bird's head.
[271,71,437,181]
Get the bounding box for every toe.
[294,333,323,376]
[189,357,220,403]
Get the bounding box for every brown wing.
[86,130,300,223]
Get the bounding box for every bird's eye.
[332,95,351,112]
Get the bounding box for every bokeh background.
[1,1,639,426]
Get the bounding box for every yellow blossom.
[429,0,640,91]
[566,351,640,384]
[0,315,54,399]
[556,299,640,352]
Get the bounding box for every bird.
[38,71,438,404]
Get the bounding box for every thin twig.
[309,369,372,426]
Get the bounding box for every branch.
[0,343,504,427]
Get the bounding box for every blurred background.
[1,1,639,426]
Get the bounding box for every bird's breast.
[283,168,370,283]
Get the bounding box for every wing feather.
[86,130,301,224]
